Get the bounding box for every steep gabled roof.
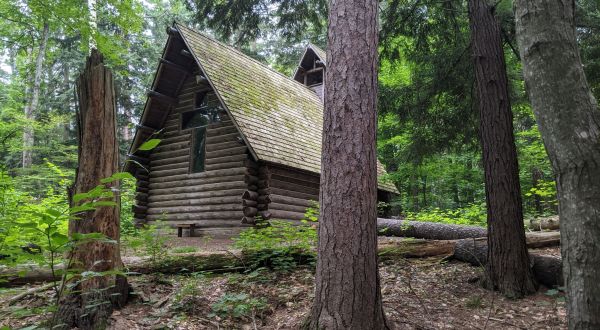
[130,24,398,193]
[177,23,325,174]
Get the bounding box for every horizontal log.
[150,181,247,195]
[271,173,320,190]
[207,125,238,137]
[206,141,245,153]
[152,142,190,155]
[146,210,244,221]
[151,161,189,172]
[147,203,242,215]
[257,203,267,210]
[136,180,149,188]
[207,132,239,144]
[265,166,320,184]
[270,194,315,207]
[148,196,241,208]
[269,203,308,214]
[259,211,271,219]
[241,216,256,224]
[243,207,258,217]
[270,179,319,196]
[150,167,189,178]
[377,218,486,240]
[148,167,248,184]
[270,188,318,201]
[268,210,305,221]
[242,199,257,207]
[248,185,258,191]
[147,219,247,227]
[151,155,189,167]
[149,174,244,190]
[148,188,246,203]
[151,149,190,161]
[148,90,178,105]
[206,154,247,166]
[206,146,247,159]
[206,161,246,171]
[242,190,258,200]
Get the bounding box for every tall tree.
[22,21,49,168]
[515,0,600,327]
[56,50,128,329]
[306,0,388,328]
[468,0,537,298]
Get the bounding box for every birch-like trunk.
[22,22,49,168]
[515,1,600,328]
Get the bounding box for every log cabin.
[125,23,399,236]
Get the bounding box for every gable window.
[181,91,222,130]
[182,90,224,173]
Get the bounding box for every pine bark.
[306,0,388,327]
[55,50,128,329]
[515,1,600,328]
[22,22,49,168]
[468,0,537,298]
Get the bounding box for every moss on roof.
[177,24,398,193]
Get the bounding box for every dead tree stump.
[55,50,128,329]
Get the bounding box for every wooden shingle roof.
[176,24,398,193]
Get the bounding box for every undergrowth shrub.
[233,202,318,271]
[209,293,267,320]
[405,203,487,227]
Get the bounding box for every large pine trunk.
[515,1,600,328]
[468,0,537,298]
[306,0,388,328]
[56,50,128,329]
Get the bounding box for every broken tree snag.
[377,218,487,240]
[56,50,128,329]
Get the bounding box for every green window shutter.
[192,126,206,173]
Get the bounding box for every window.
[191,126,206,173]
[182,91,224,173]
[181,91,222,130]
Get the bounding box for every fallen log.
[452,237,562,286]
[1,233,560,287]
[528,216,560,231]
[377,218,487,240]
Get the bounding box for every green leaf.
[138,139,161,151]
[100,172,134,183]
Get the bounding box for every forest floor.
[1,237,566,330]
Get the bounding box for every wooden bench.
[176,224,197,237]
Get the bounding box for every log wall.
[258,163,320,222]
[138,74,253,234]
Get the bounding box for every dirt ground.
[1,239,566,330]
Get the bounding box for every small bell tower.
[293,45,326,102]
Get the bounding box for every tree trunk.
[468,0,537,298]
[515,1,600,328]
[22,22,49,168]
[55,50,128,329]
[307,0,388,327]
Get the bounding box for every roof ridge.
[175,23,311,90]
